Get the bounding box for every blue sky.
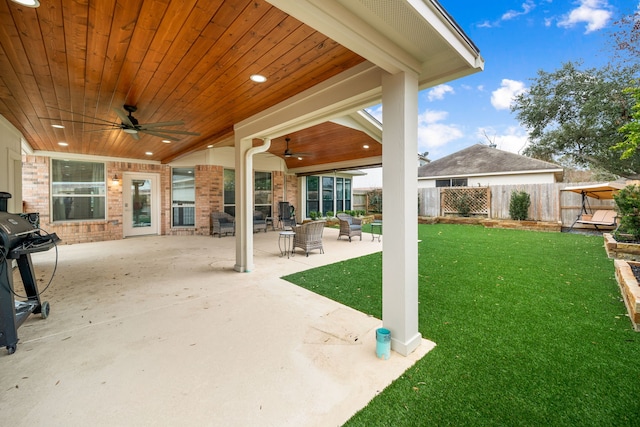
[354,0,639,188]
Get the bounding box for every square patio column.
[234,137,253,272]
[381,70,421,356]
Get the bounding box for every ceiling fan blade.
[138,128,200,136]
[38,117,119,127]
[139,130,182,141]
[113,107,135,128]
[138,121,185,128]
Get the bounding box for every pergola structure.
[0,0,484,356]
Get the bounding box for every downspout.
[241,137,271,272]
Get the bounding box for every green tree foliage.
[511,61,640,178]
[509,190,531,220]
[611,86,640,160]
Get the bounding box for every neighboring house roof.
[418,144,563,179]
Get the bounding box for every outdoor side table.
[371,221,382,242]
[279,231,296,258]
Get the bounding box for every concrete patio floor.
[0,227,434,426]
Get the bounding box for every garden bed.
[418,216,562,232]
[603,233,640,261]
[613,259,640,331]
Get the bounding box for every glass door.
[123,173,159,237]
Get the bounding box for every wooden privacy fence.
[418,182,618,227]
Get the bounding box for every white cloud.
[491,79,527,110]
[366,104,382,122]
[418,110,464,152]
[426,84,454,101]
[557,0,613,33]
[502,0,536,20]
[476,126,530,154]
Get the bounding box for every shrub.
[451,192,472,217]
[509,190,531,220]
[326,211,334,218]
[613,184,640,240]
[309,211,319,220]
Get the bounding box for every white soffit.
[330,110,382,144]
[268,0,484,88]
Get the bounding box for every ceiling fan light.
[11,0,40,7]
[123,128,138,134]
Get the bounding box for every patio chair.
[211,211,235,238]
[278,201,296,229]
[336,213,362,242]
[253,210,268,233]
[292,220,326,256]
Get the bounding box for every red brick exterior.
[21,155,296,244]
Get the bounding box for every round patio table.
[279,231,295,258]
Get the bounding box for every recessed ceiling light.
[207,144,213,148]
[162,140,171,144]
[58,142,68,146]
[297,157,303,160]
[145,152,153,156]
[250,74,267,83]
[363,145,370,149]
[10,0,40,7]
[52,124,65,129]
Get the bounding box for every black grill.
[0,192,59,355]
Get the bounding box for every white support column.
[234,137,271,273]
[381,70,421,356]
[234,137,252,272]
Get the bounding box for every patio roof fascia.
[267,0,484,88]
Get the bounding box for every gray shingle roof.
[418,144,563,178]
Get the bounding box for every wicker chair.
[292,220,326,256]
[253,210,268,233]
[211,211,235,238]
[336,213,362,242]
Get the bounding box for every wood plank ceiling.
[0,0,380,166]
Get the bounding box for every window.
[322,177,334,215]
[436,178,468,187]
[171,168,195,227]
[223,169,272,217]
[223,169,235,216]
[344,178,352,210]
[254,171,272,218]
[51,159,106,221]
[306,175,352,215]
[306,176,319,214]
[336,178,344,212]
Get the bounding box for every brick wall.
[21,156,276,244]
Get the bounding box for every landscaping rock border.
[614,259,640,331]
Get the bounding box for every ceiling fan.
[282,137,311,159]
[39,104,200,141]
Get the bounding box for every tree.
[611,86,640,160]
[511,61,640,178]
[610,10,640,65]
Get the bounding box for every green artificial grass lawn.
[282,224,640,426]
